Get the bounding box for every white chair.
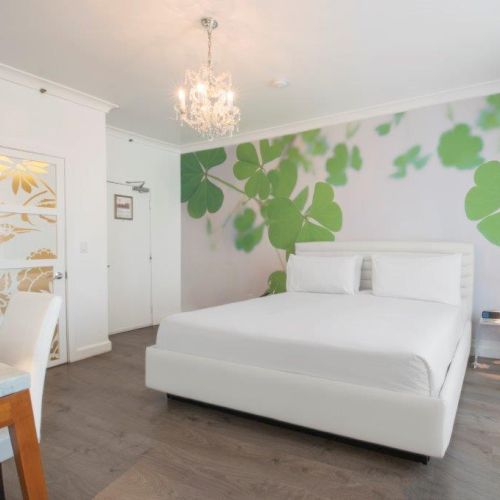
[0,292,61,493]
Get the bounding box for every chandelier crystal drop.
[175,17,240,140]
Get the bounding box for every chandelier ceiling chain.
[205,18,214,70]
[175,17,240,140]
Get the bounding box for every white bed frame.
[146,241,474,459]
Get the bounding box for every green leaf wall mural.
[375,112,405,136]
[233,208,264,252]
[465,161,500,245]
[326,143,364,185]
[233,141,284,199]
[478,94,500,130]
[267,270,286,294]
[266,182,342,250]
[181,128,342,294]
[325,122,364,186]
[181,148,227,218]
[391,145,431,178]
[181,93,500,308]
[437,124,483,169]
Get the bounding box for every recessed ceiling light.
[270,79,289,89]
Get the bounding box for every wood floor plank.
[2,327,500,499]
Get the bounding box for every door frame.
[107,180,153,334]
[0,145,68,367]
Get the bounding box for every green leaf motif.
[477,215,500,246]
[465,160,500,245]
[237,143,259,164]
[375,113,404,136]
[394,112,405,125]
[266,198,303,249]
[266,182,342,250]
[350,146,363,170]
[196,148,227,168]
[375,123,391,136]
[181,148,227,218]
[270,134,296,154]
[345,122,361,140]
[391,145,430,179]
[187,179,223,218]
[233,208,264,252]
[233,160,257,180]
[301,129,328,156]
[233,141,283,200]
[297,221,334,243]
[301,129,321,142]
[326,143,349,185]
[288,146,312,172]
[267,270,287,294]
[245,170,270,199]
[260,139,284,163]
[293,187,309,212]
[326,144,362,185]
[268,159,298,198]
[478,94,500,130]
[437,124,483,169]
[306,182,342,232]
[181,153,204,202]
[310,137,328,155]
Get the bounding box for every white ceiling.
[1,0,500,148]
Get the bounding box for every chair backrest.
[0,292,61,437]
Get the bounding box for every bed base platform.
[146,324,470,460]
[165,393,431,464]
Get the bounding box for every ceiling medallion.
[175,17,240,140]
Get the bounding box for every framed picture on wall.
[114,194,133,220]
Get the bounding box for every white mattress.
[156,292,468,397]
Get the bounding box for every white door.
[107,183,152,333]
[0,146,67,367]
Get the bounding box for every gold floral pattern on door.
[0,153,57,253]
[0,272,11,314]
[0,213,57,259]
[0,154,56,208]
[0,259,59,360]
[0,223,36,244]
[0,151,61,363]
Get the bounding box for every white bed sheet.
[156,292,467,397]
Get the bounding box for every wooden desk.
[0,363,47,499]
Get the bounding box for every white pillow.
[286,254,362,294]
[372,254,462,305]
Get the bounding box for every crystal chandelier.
[175,17,240,140]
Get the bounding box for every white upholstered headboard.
[295,241,474,318]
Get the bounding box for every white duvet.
[156,292,467,397]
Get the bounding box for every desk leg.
[0,463,5,500]
[7,390,48,500]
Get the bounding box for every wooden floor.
[3,327,500,499]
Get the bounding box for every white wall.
[107,130,181,324]
[0,78,111,361]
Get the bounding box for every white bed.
[146,241,473,459]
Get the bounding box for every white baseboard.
[109,323,154,335]
[71,340,112,362]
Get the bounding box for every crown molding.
[179,78,500,153]
[106,126,180,153]
[0,63,117,113]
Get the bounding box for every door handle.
[53,271,64,280]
